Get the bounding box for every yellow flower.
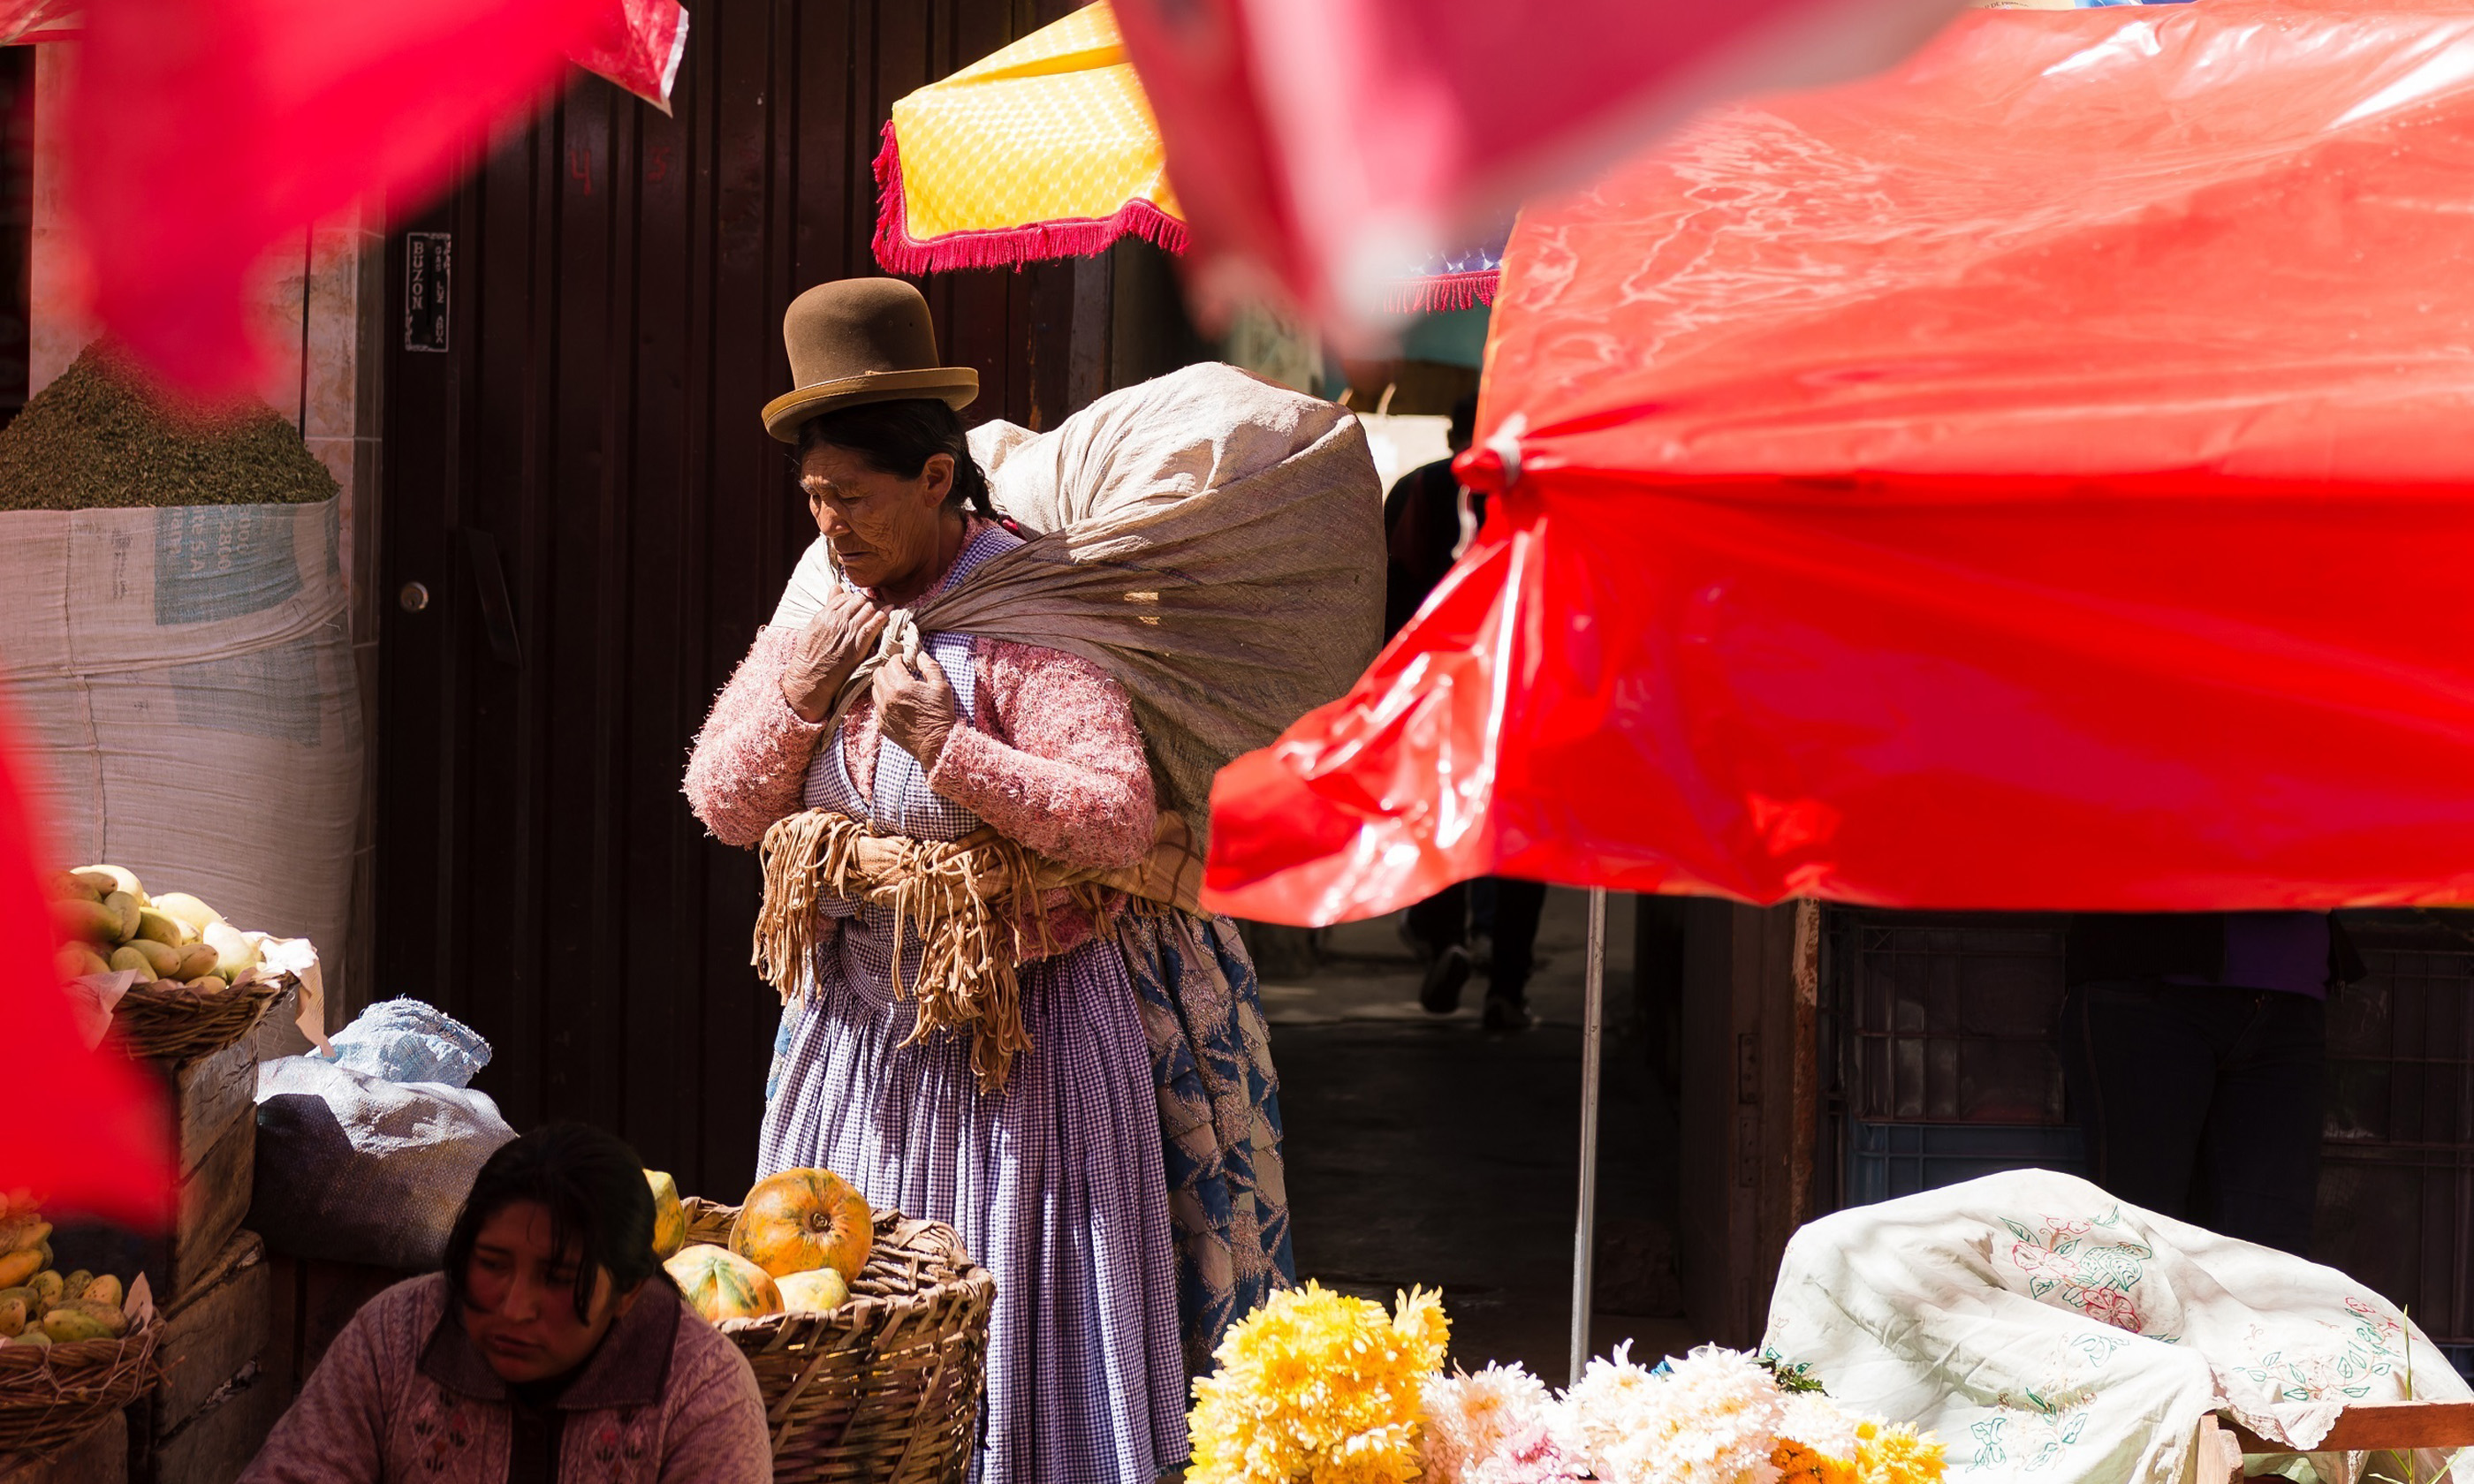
[1188,1283,1452,1484]
[1773,1439,1843,1484]
[1853,1423,1945,1484]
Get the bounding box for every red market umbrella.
[1204,0,2474,929]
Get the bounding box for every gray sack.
[249,1056,517,1269]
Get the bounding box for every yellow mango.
[151,893,222,936]
[0,1248,43,1291]
[43,872,95,903]
[0,1298,23,1336]
[70,870,119,898]
[55,944,110,981]
[187,975,229,994]
[134,910,189,946]
[78,1274,120,1309]
[40,1306,118,1343]
[0,1286,37,1314]
[126,939,183,978]
[73,866,144,905]
[173,943,220,980]
[106,945,152,977]
[204,920,260,981]
[100,891,140,943]
[49,898,118,947]
[27,1271,61,1308]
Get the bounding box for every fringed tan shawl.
[754,809,1203,1090]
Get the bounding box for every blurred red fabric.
[1203,0,2474,923]
[65,0,603,400]
[1109,0,1957,334]
[567,0,687,112]
[0,702,172,1225]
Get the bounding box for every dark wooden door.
[375,0,1145,1199]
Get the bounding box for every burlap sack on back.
[773,361,1386,840]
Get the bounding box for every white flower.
[1779,1392,1875,1462]
[1552,1344,1787,1484]
[1419,1363,1571,1484]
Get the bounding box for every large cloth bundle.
[772,360,1385,839]
[1764,1170,2471,1484]
[249,1055,517,1269]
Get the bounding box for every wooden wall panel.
[376,0,1116,1200]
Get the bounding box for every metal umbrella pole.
[1570,884,1607,1384]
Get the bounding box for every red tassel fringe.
[872,120,1191,275]
[1379,269,1501,316]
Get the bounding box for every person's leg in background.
[2059,980,2232,1223]
[1468,879,1498,973]
[1409,882,1472,1013]
[1481,879,1548,1032]
[2193,989,2326,1255]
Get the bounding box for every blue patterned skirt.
[1114,910,1296,1374]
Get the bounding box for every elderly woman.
[685,278,1195,1484]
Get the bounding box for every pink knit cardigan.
[684,529,1156,959]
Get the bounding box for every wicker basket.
[684,1197,994,1484]
[109,973,291,1064]
[0,1319,162,1465]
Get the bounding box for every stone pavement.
[1257,888,1707,1380]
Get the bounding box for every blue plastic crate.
[1845,1120,2087,1207]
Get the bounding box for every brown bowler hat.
[762,278,978,442]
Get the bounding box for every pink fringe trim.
[872,120,1191,275]
[1380,269,1501,316]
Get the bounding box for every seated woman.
[239,1123,770,1484]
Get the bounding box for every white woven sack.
[774,362,1385,840]
[0,498,362,1027]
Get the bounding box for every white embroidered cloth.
[1763,1170,2469,1484]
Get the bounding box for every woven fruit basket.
[684,1198,994,1484]
[110,973,292,1064]
[0,1319,163,1464]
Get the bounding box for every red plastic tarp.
[1203,0,2474,925]
[1109,0,1959,337]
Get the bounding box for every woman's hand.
[780,590,887,723]
[874,649,960,768]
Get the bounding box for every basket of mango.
[0,1193,159,1465]
[49,865,292,1063]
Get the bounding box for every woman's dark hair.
[795,397,996,519]
[442,1122,665,1324]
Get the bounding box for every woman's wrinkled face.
[801,442,954,593]
[461,1200,638,1384]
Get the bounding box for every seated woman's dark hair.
[796,397,996,520]
[442,1123,666,1324]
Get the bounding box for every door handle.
[459,528,523,667]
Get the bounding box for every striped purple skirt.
[759,935,1188,1484]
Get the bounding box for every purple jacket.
[238,1274,771,1484]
